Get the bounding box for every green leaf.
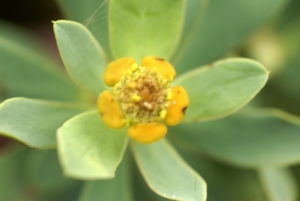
[0,22,86,102]
[0,98,90,149]
[258,167,298,201]
[0,146,31,201]
[175,150,267,201]
[23,149,79,196]
[173,58,268,122]
[55,0,111,59]
[57,110,128,179]
[173,0,289,74]
[181,0,208,39]
[170,108,300,167]
[133,164,170,201]
[54,20,108,95]
[131,139,207,201]
[79,153,134,201]
[109,0,186,62]
[0,146,81,201]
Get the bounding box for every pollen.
[160,110,167,119]
[132,94,142,102]
[127,82,136,88]
[168,74,174,82]
[113,66,172,126]
[130,63,138,71]
[166,91,173,100]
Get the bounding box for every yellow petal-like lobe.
[104,57,135,86]
[142,56,176,81]
[128,122,167,144]
[97,90,124,129]
[165,86,189,126]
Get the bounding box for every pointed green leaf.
[131,139,207,201]
[173,0,289,74]
[55,0,111,59]
[57,110,128,180]
[109,0,186,62]
[54,20,108,95]
[0,22,85,102]
[79,153,134,201]
[173,58,268,122]
[170,108,300,167]
[0,98,90,149]
[258,167,298,201]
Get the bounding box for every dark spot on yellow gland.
[177,90,180,94]
[111,99,114,103]
[182,107,187,114]
[155,57,165,61]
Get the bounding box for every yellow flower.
[97,56,189,144]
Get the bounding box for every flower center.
[113,65,172,126]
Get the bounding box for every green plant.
[1,0,300,200]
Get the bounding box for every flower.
[97,56,189,144]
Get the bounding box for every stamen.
[168,74,174,82]
[160,110,167,119]
[143,102,153,109]
[167,91,173,100]
[127,82,136,88]
[126,69,132,75]
[130,63,138,71]
[113,66,171,125]
[132,94,141,102]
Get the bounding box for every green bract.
[109,0,185,63]
[0,98,91,149]
[57,111,128,179]
[54,21,108,94]
[1,0,300,200]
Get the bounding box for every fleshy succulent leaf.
[57,110,128,180]
[170,108,300,167]
[258,167,298,201]
[109,0,186,63]
[131,139,207,201]
[0,22,85,102]
[0,98,90,149]
[173,58,268,122]
[54,20,108,95]
[78,153,134,201]
[173,0,289,74]
[55,0,111,59]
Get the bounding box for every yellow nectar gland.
[113,64,172,126]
